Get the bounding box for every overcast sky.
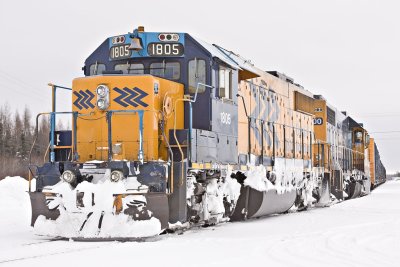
[0,0,399,172]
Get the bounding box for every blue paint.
[108,32,185,60]
[113,87,129,107]
[50,112,55,162]
[138,110,144,163]
[73,91,83,110]
[52,87,56,136]
[123,87,139,107]
[79,90,90,109]
[85,89,95,108]
[189,101,192,162]
[113,87,148,108]
[47,111,77,163]
[132,87,149,107]
[106,111,113,161]
[73,112,79,161]
[73,89,95,110]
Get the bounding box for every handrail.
[173,83,214,186]
[160,118,174,194]
[28,111,82,191]
[43,142,50,163]
[48,83,72,153]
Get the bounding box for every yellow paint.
[312,99,327,142]
[368,137,375,185]
[191,163,202,169]
[113,195,123,214]
[72,75,184,162]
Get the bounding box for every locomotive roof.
[190,36,263,80]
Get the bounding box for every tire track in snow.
[0,241,112,264]
[253,215,398,267]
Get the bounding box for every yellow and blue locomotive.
[28,26,385,238]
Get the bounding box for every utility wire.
[356,113,400,118]
[0,69,50,96]
[369,131,400,134]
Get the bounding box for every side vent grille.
[327,107,336,125]
[294,91,314,114]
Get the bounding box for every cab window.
[150,62,180,80]
[89,63,106,75]
[219,66,232,99]
[115,63,144,74]
[355,131,363,143]
[188,58,206,93]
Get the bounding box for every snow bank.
[0,176,37,250]
[0,176,35,228]
[35,213,161,238]
[1,178,400,266]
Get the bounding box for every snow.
[1,176,400,266]
[84,160,105,164]
[34,178,161,238]
[186,169,241,223]
[243,159,305,194]
[221,172,241,203]
[243,165,274,191]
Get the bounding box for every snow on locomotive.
[28,26,386,239]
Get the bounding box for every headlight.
[97,99,107,110]
[96,84,110,110]
[61,170,76,183]
[96,85,108,97]
[110,170,124,182]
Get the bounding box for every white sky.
[0,0,399,173]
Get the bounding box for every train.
[28,26,386,238]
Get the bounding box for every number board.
[110,45,131,60]
[313,117,324,125]
[147,43,184,57]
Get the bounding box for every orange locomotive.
[28,26,386,239]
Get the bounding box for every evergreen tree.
[0,104,42,179]
[22,106,32,159]
[13,110,23,158]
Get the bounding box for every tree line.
[0,103,52,179]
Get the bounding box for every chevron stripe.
[123,87,139,107]
[113,87,148,108]
[79,90,89,109]
[73,91,83,110]
[132,87,148,107]
[114,87,129,107]
[73,89,95,110]
[85,89,95,108]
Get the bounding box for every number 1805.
[148,43,183,56]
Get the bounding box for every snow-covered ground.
[0,176,399,267]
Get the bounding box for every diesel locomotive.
[28,26,386,238]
